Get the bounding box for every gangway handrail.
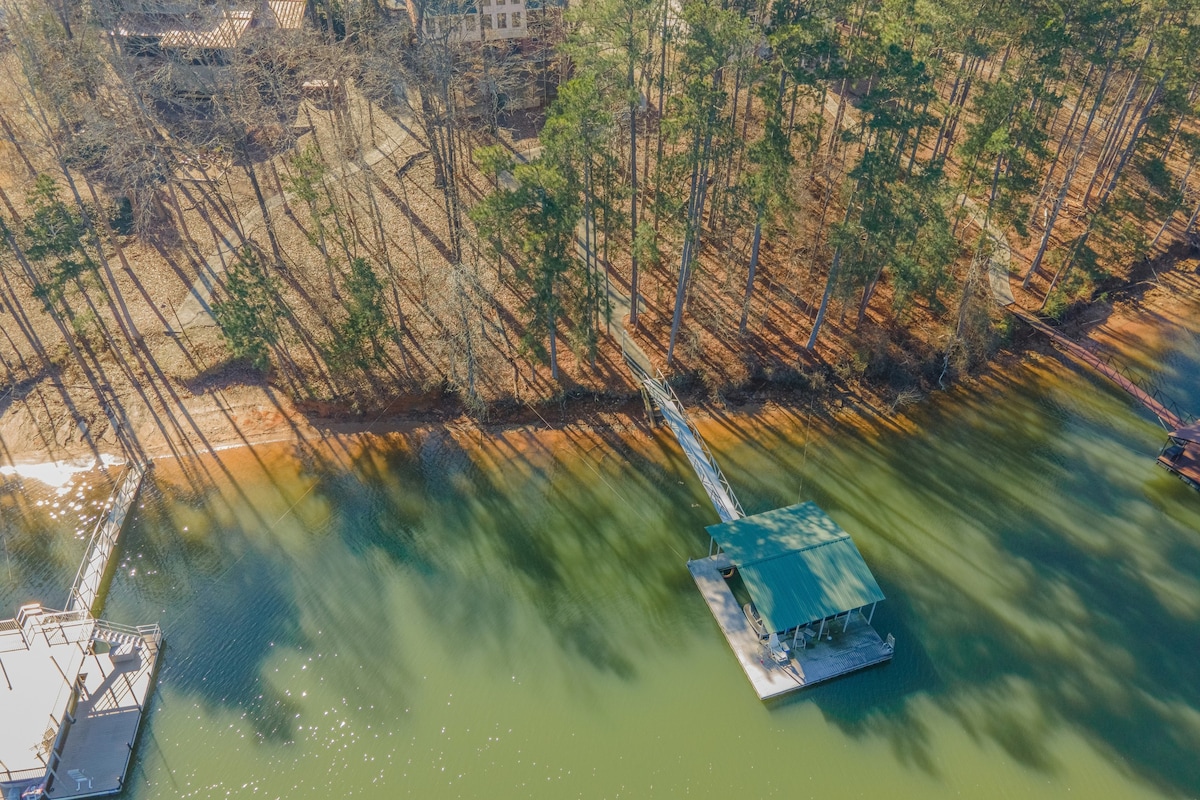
[67,461,148,614]
[95,618,163,648]
[1012,309,1192,430]
[626,355,745,522]
[645,377,746,520]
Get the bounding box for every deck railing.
[624,353,745,523]
[94,618,163,648]
[0,764,48,785]
[67,461,147,615]
[24,609,94,648]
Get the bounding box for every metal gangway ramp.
[67,461,148,615]
[625,356,744,522]
[1012,309,1191,430]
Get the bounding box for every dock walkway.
[1012,310,1188,430]
[67,463,147,616]
[626,362,744,523]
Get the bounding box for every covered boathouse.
[687,501,894,700]
[1157,421,1200,491]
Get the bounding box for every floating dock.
[688,554,893,699]
[1158,422,1200,490]
[1,463,161,800]
[624,355,895,699]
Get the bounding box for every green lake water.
[2,305,1199,799]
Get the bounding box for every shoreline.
[1,256,1196,474]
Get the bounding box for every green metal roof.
[706,502,885,634]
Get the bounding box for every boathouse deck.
[0,610,161,800]
[1158,440,1200,490]
[46,625,162,799]
[688,554,894,700]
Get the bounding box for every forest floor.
[1,68,1198,469]
[1,245,1196,470]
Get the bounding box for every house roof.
[114,0,305,48]
[706,502,885,634]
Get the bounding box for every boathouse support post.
[817,618,826,641]
[844,611,851,633]
[868,602,876,624]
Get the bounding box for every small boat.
[743,602,767,639]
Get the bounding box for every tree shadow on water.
[298,428,721,684]
[106,479,307,744]
[769,373,1200,797]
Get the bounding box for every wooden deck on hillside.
[687,554,894,700]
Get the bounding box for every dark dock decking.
[46,623,162,799]
[1158,448,1200,489]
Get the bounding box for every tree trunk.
[667,117,715,366]
[805,244,843,351]
[629,36,640,329]
[739,216,762,334]
[1023,52,1118,288]
[243,158,285,269]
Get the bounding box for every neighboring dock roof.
[1169,421,1200,444]
[706,502,885,634]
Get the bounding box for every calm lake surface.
[2,304,1199,800]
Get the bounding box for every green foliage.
[959,75,1052,239]
[22,174,96,312]
[284,144,334,252]
[743,72,795,222]
[110,197,134,236]
[327,258,393,373]
[213,248,284,372]
[472,146,583,369]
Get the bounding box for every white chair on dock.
[766,632,789,664]
[68,770,92,790]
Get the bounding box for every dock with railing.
[45,620,162,799]
[68,463,147,616]
[1012,309,1200,492]
[1,462,161,800]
